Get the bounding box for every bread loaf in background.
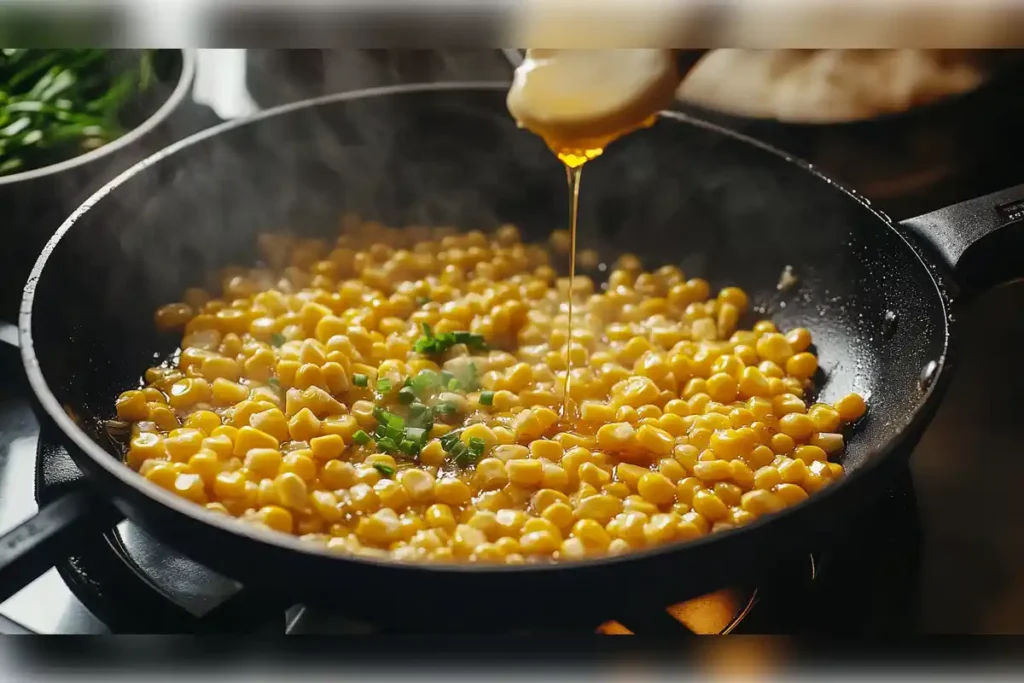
[677,50,988,123]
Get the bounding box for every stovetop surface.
[2,49,1024,634]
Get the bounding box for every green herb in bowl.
[0,49,155,175]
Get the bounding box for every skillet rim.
[17,80,955,576]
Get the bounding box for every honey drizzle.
[554,146,605,420]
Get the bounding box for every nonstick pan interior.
[22,84,952,614]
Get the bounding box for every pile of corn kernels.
[113,220,867,564]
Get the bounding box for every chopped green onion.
[467,436,486,455]
[373,463,395,477]
[439,430,463,451]
[270,332,286,347]
[376,378,392,395]
[447,378,461,391]
[410,370,440,397]
[464,362,481,392]
[435,401,459,415]
[353,373,368,387]
[405,427,427,443]
[479,390,495,406]
[413,326,488,356]
[398,386,417,404]
[377,437,398,453]
[352,430,371,445]
[398,439,420,456]
[440,371,455,386]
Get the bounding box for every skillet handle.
[0,491,123,604]
[900,183,1024,298]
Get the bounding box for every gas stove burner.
[598,587,758,635]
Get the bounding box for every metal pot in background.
[0,49,206,320]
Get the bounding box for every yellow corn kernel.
[709,429,756,460]
[614,376,659,408]
[531,489,570,514]
[212,378,250,405]
[559,538,587,560]
[575,494,623,525]
[794,445,828,464]
[527,439,563,461]
[541,502,575,532]
[576,462,609,490]
[774,395,806,417]
[321,414,358,439]
[127,432,167,469]
[596,422,637,453]
[747,445,775,469]
[751,464,781,490]
[778,413,815,441]
[637,471,675,505]
[181,410,219,436]
[197,432,231,458]
[693,460,733,483]
[539,462,570,491]
[116,390,150,421]
[169,472,206,504]
[704,372,737,403]
[164,429,204,463]
[806,404,840,433]
[775,483,809,506]
[434,477,472,506]
[461,423,498,453]
[810,432,844,454]
[305,435,342,463]
[167,378,211,408]
[249,408,291,443]
[233,426,279,457]
[634,424,672,456]
[473,458,508,491]
[785,352,818,381]
[245,448,283,479]
[284,407,320,442]
[834,393,867,422]
[375,478,410,511]
[187,450,222,483]
[251,505,292,534]
[778,457,809,484]
[273,472,309,511]
[770,433,795,455]
[318,460,355,490]
[670,443,696,472]
[347,482,380,514]
[198,355,242,383]
[418,439,447,467]
[507,458,544,487]
[691,489,728,521]
[519,530,560,556]
[213,470,247,498]
[355,509,401,547]
[580,401,616,423]
[310,491,343,523]
[737,367,770,399]
[571,519,611,551]
[397,468,435,503]
[425,503,456,531]
[281,451,316,481]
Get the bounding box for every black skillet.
[9,82,1024,629]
